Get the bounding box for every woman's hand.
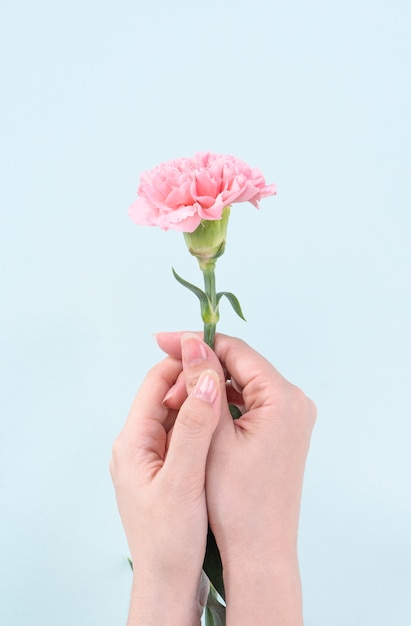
[157,332,317,626]
[110,356,221,625]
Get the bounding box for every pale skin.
[110,332,316,625]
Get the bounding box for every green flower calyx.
[183,206,231,270]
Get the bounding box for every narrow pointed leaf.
[203,528,225,601]
[172,267,212,320]
[216,291,246,321]
[172,267,207,300]
[205,602,226,626]
[205,586,226,626]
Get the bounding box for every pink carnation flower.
[129,152,276,232]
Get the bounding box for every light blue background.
[1,0,410,624]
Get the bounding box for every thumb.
[163,369,221,484]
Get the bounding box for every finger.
[230,376,243,394]
[156,330,202,358]
[158,331,231,387]
[157,331,286,411]
[162,370,187,409]
[157,332,243,408]
[179,334,237,433]
[120,357,182,450]
[213,335,290,410]
[163,369,221,485]
[225,381,245,410]
[180,333,226,394]
[156,331,279,391]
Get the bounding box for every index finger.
[156,332,287,410]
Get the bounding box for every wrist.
[223,550,303,626]
[128,569,202,626]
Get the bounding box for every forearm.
[224,552,303,626]
[127,571,202,626]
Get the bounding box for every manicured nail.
[162,384,176,406]
[192,370,219,404]
[181,333,208,365]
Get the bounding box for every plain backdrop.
[1,0,410,624]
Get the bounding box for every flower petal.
[129,152,276,232]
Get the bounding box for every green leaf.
[172,267,207,301]
[205,604,226,626]
[127,557,133,571]
[203,528,225,601]
[216,291,246,321]
[204,586,226,626]
[172,267,213,321]
[229,404,242,420]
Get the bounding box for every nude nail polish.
[193,371,218,404]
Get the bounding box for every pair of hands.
[110,332,316,625]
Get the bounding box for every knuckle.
[178,402,207,434]
[109,438,122,478]
[184,367,204,391]
[249,376,276,407]
[286,384,317,435]
[108,456,115,478]
[109,433,132,474]
[110,434,123,462]
[306,396,318,425]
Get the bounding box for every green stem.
[199,261,225,604]
[202,261,218,348]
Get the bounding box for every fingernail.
[231,377,243,394]
[192,370,219,404]
[181,333,208,365]
[162,384,176,406]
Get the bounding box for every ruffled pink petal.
[160,206,202,232]
[129,152,276,232]
[165,181,194,208]
[197,197,225,220]
[260,183,277,198]
[129,197,159,226]
[192,169,221,199]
